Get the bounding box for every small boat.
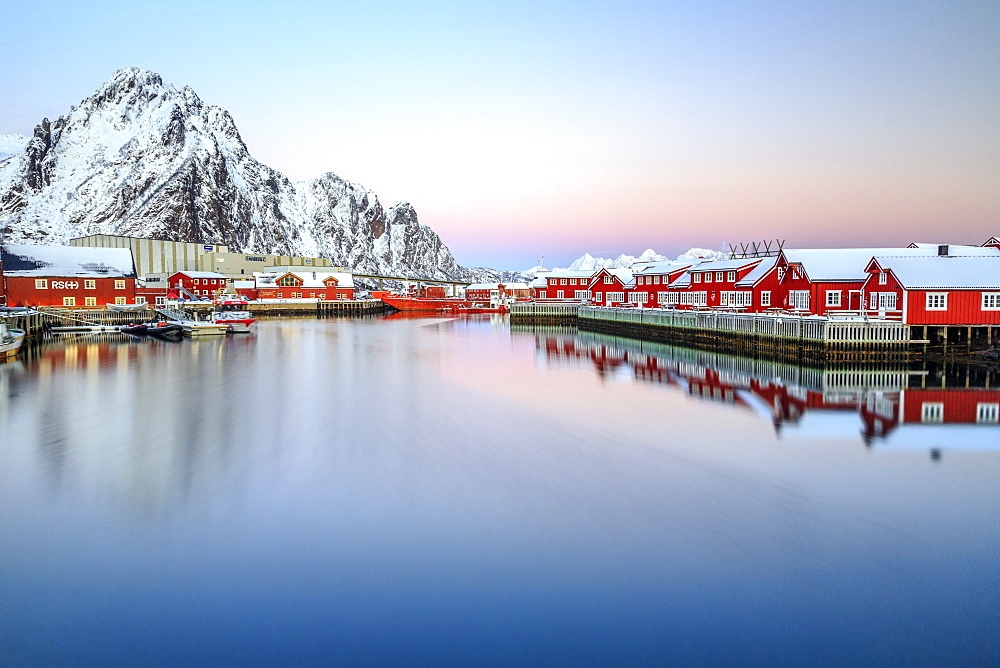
[146,322,184,339]
[1,320,27,361]
[211,291,256,333]
[181,321,229,337]
[106,303,149,312]
[119,322,149,335]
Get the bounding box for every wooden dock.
[508,302,581,323]
[575,306,916,362]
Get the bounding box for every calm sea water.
[1,315,997,664]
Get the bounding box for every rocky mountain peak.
[0,68,505,282]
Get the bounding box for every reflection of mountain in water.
[512,325,1000,457]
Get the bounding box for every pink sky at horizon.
[2,0,997,270]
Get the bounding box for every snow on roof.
[1,243,136,278]
[592,268,635,284]
[735,256,778,287]
[543,269,595,279]
[872,255,1000,289]
[784,245,999,282]
[907,243,999,255]
[687,257,765,273]
[173,270,227,279]
[634,260,700,275]
[254,270,355,289]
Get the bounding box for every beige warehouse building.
[70,234,336,278]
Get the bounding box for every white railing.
[578,306,911,345]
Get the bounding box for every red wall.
[4,276,137,307]
[902,389,1000,423]
[905,290,1000,325]
[170,273,226,298]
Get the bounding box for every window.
[606,292,626,304]
[693,273,702,283]
[789,290,810,311]
[720,291,752,307]
[716,272,724,282]
[879,272,887,285]
[63,297,75,306]
[658,291,673,304]
[976,403,999,424]
[921,402,943,423]
[926,293,948,310]
[115,297,126,305]
[35,279,48,289]
[704,273,713,283]
[561,278,567,285]
[603,276,612,284]
[874,292,897,311]
[574,290,591,299]
[309,292,316,298]
[135,297,146,305]
[194,279,200,285]
[826,291,841,307]
[727,271,736,282]
[557,290,564,299]
[278,275,300,287]
[760,291,771,307]
[115,280,126,289]
[629,292,647,304]
[85,297,97,306]
[156,297,166,306]
[569,278,576,285]
[983,293,1000,310]
[85,280,96,289]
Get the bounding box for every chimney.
[937,244,949,256]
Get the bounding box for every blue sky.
[2,0,997,269]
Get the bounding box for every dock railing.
[577,306,911,346]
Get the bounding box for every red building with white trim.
[588,268,634,306]
[1,243,137,307]
[169,271,228,300]
[254,269,355,300]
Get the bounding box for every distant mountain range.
[0,68,516,283]
[529,247,728,274]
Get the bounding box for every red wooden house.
[535,270,596,300]
[254,270,355,300]
[662,257,776,311]
[588,268,635,306]
[861,254,1000,325]
[631,261,701,308]
[1,243,137,307]
[169,271,228,300]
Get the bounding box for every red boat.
[380,296,508,313]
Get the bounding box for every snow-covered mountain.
[538,248,728,274]
[0,68,495,281]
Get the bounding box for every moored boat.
[1,320,27,360]
[381,295,483,312]
[211,291,256,333]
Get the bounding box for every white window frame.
[826,290,841,307]
[727,271,736,282]
[115,279,126,290]
[705,273,713,283]
[789,290,810,311]
[606,292,626,304]
[716,272,724,282]
[760,291,771,307]
[874,292,897,311]
[35,279,48,289]
[629,292,647,304]
[975,403,998,424]
[84,280,96,290]
[693,273,701,283]
[135,296,146,305]
[921,402,943,423]
[925,292,948,311]
[84,297,97,306]
[115,297,126,305]
[560,278,567,285]
[63,297,75,306]
[574,290,590,299]
[659,291,674,305]
[982,293,1000,310]
[557,290,564,299]
[603,276,612,284]
[879,272,888,285]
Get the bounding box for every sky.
[1,0,997,270]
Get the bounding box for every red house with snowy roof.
[861,253,1000,325]
[536,270,595,300]
[169,271,228,300]
[1,243,137,307]
[588,268,634,306]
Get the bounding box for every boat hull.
[1,329,26,360]
[381,296,506,312]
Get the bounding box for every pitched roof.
[174,270,227,279]
[1,243,136,278]
[871,255,1000,290]
[254,270,355,289]
[735,256,778,287]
